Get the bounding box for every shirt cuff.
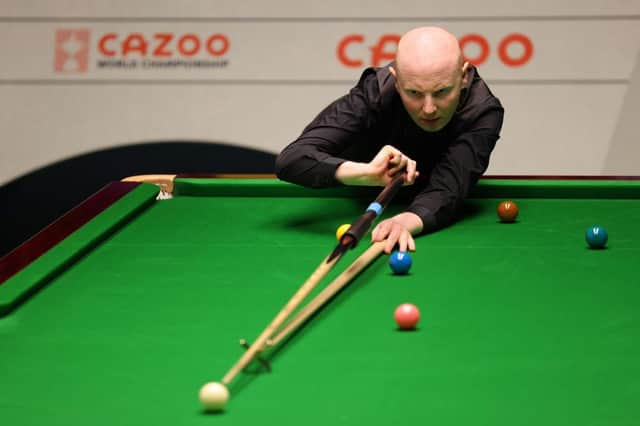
[405,205,438,234]
[315,156,346,186]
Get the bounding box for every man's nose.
[422,96,437,115]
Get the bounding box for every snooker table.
[1,175,640,426]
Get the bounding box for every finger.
[385,226,402,253]
[372,146,395,169]
[371,224,380,242]
[382,146,400,163]
[371,221,391,242]
[384,236,397,254]
[407,234,416,252]
[387,152,402,169]
[375,151,402,179]
[404,159,417,185]
[399,155,409,171]
[397,232,407,253]
[388,154,407,176]
[399,231,416,252]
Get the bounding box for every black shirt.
[275,64,504,233]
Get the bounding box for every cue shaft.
[221,254,341,385]
[221,173,406,386]
[267,241,386,348]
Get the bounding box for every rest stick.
[267,240,386,348]
[219,173,406,387]
[221,254,340,385]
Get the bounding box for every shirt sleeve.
[274,69,382,188]
[405,100,504,233]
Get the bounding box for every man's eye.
[435,88,451,97]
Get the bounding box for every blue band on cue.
[366,202,383,216]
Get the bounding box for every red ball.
[497,200,519,222]
[394,303,420,330]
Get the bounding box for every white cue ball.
[199,382,229,411]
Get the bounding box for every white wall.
[2,0,639,186]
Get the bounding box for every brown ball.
[497,200,519,222]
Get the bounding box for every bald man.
[275,27,504,253]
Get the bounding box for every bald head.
[395,26,464,81]
[389,27,469,132]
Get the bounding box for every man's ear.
[389,65,397,79]
[389,66,400,91]
[461,61,470,85]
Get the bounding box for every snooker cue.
[220,173,406,386]
[266,240,387,348]
[221,254,341,385]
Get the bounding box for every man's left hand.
[371,212,423,253]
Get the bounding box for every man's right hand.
[335,145,419,186]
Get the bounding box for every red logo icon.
[54,29,90,73]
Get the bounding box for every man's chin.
[416,118,444,132]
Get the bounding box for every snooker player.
[275,26,504,253]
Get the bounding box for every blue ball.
[389,250,412,274]
[585,226,608,249]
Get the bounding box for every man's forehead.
[396,48,460,73]
[395,64,459,89]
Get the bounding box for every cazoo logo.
[336,33,534,68]
[54,29,231,73]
